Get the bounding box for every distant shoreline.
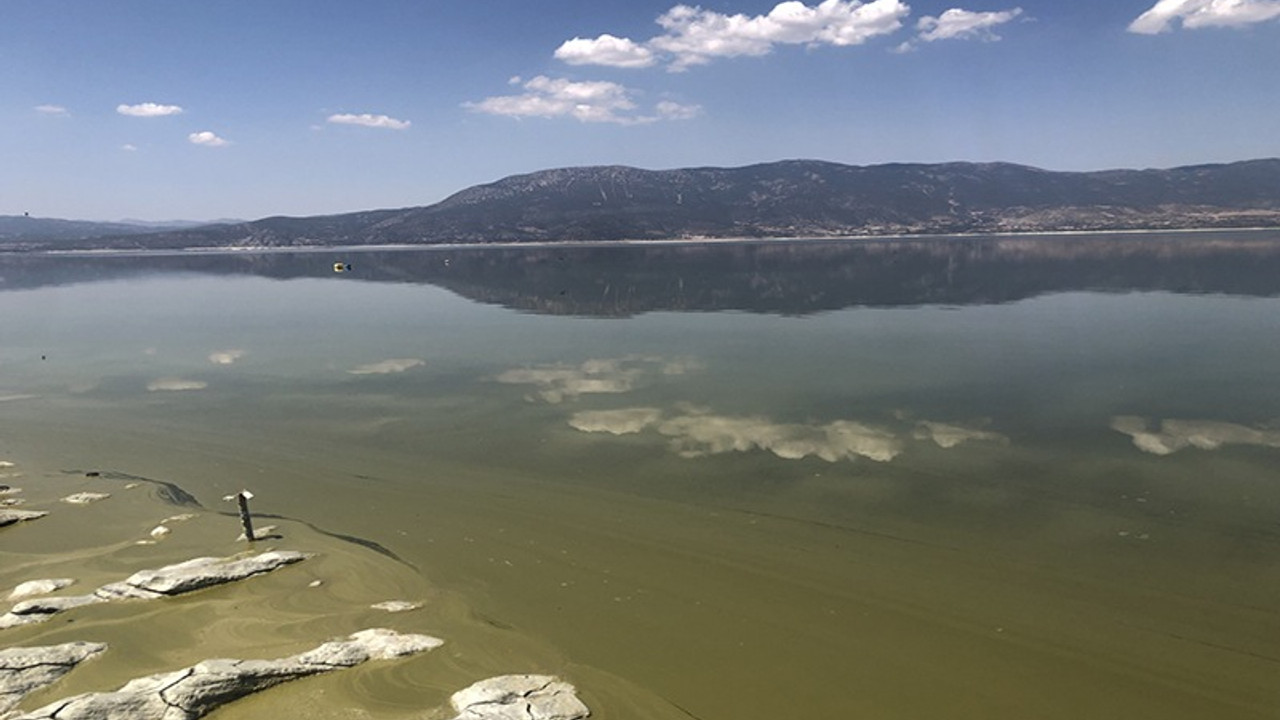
[13,225,1280,259]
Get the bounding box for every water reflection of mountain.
[3,232,1280,316]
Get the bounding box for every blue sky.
[3,0,1278,221]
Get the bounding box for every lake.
[2,232,1279,719]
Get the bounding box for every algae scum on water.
[0,464,592,720]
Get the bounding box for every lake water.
[2,233,1279,719]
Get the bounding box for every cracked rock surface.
[9,629,442,720]
[0,642,107,715]
[1,551,309,630]
[450,675,590,720]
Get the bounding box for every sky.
[2,0,1278,221]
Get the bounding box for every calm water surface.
[2,234,1279,719]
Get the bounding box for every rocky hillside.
[9,158,1280,250]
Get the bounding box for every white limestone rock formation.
[0,642,106,715]
[450,675,590,720]
[0,510,46,528]
[60,493,110,505]
[9,629,441,720]
[1,551,309,630]
[370,600,422,613]
[6,579,74,602]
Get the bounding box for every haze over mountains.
[4,158,1280,251]
[0,217,235,243]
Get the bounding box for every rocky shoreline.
[0,459,591,720]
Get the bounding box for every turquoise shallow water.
[2,234,1279,719]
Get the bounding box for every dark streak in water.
[663,698,711,720]
[218,510,418,571]
[1120,623,1280,665]
[724,504,962,552]
[59,469,414,570]
[473,611,514,631]
[63,470,204,508]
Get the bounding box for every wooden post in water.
[224,490,256,542]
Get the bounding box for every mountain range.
[4,158,1280,250]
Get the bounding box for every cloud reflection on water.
[348,358,425,375]
[913,421,1009,449]
[570,407,1006,463]
[147,378,208,392]
[0,394,39,402]
[498,356,698,403]
[208,349,246,365]
[1111,415,1280,455]
[568,407,664,434]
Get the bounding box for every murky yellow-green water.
[2,235,1279,718]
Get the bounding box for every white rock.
[121,551,310,596]
[92,583,163,602]
[370,600,422,613]
[61,492,111,505]
[0,595,107,629]
[11,629,441,720]
[237,525,277,542]
[149,525,171,539]
[0,641,107,714]
[0,509,47,528]
[450,675,590,720]
[1,551,311,630]
[7,578,75,601]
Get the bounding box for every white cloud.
[121,144,138,152]
[188,131,230,147]
[1111,415,1280,455]
[915,7,1023,42]
[348,358,425,375]
[656,100,703,119]
[466,75,654,124]
[208,349,245,365]
[147,378,207,392]
[1129,0,1280,33]
[116,102,184,117]
[34,104,68,116]
[557,0,909,72]
[327,113,412,130]
[555,34,657,68]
